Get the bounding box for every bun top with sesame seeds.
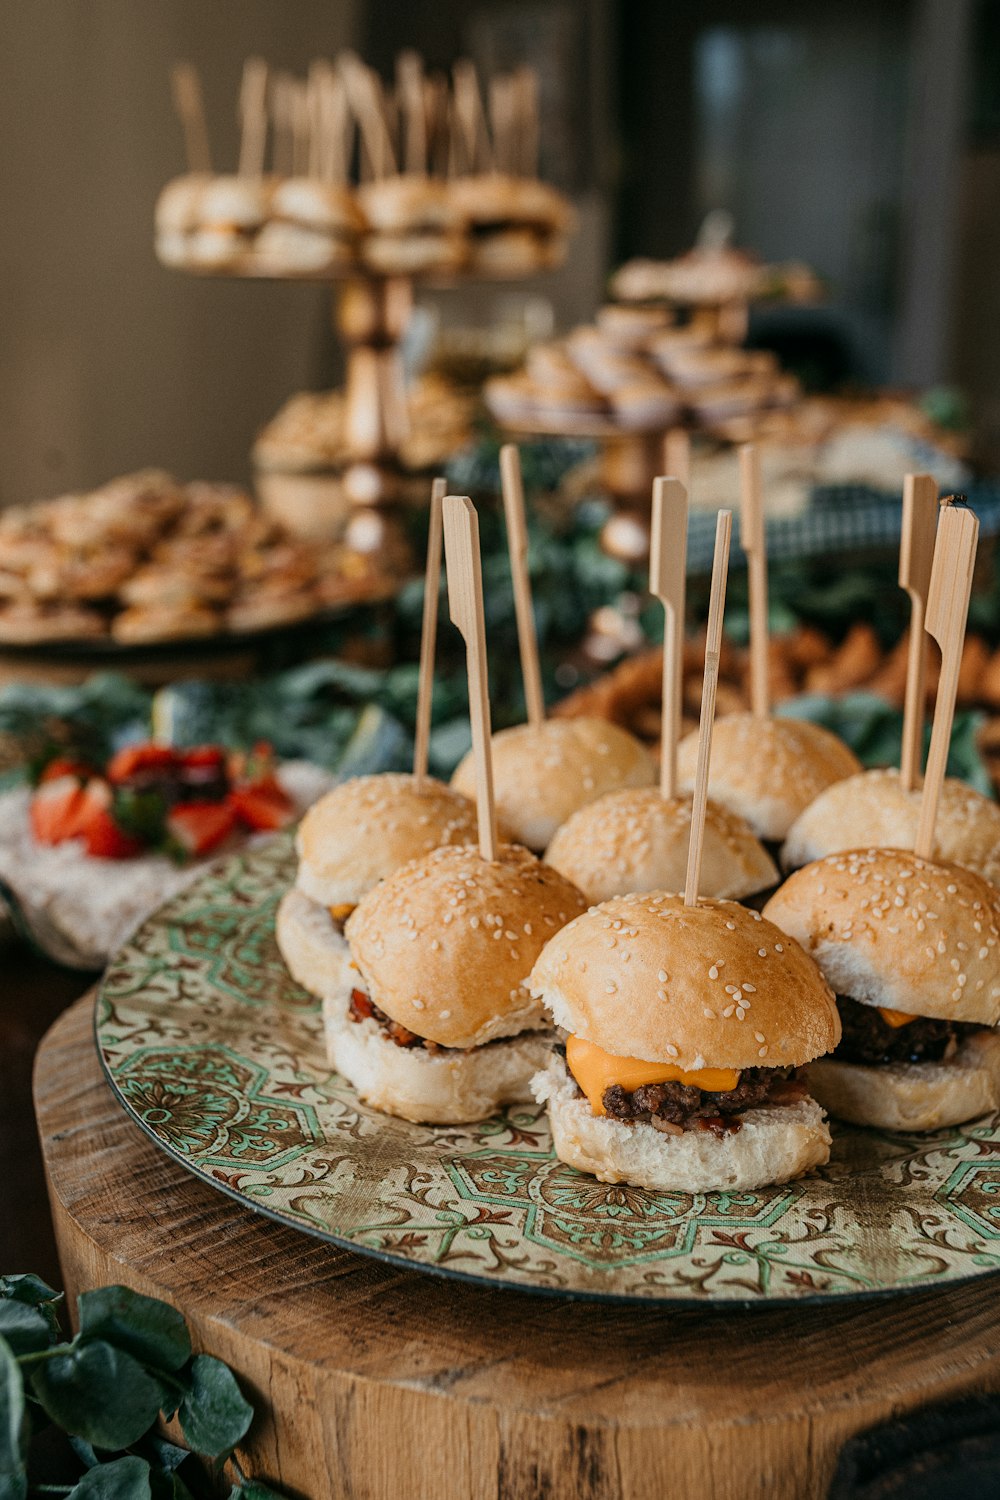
[451,717,655,852]
[528,893,839,1072]
[676,714,861,841]
[344,843,588,1049]
[295,773,481,908]
[544,786,777,907]
[764,848,1000,1026]
[781,767,1000,886]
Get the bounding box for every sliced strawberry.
[228,784,294,832]
[167,800,237,856]
[30,776,86,845]
[178,745,226,771]
[38,756,94,785]
[106,743,178,784]
[83,808,144,860]
[62,778,114,840]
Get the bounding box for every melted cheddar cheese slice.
[566,1034,740,1117]
[878,1007,917,1029]
[328,903,356,924]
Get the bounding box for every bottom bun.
[276,888,354,999]
[807,1030,1000,1132]
[324,999,549,1124]
[532,1056,831,1192]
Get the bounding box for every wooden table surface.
[36,993,1000,1500]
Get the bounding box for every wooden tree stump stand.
[35,995,1000,1500]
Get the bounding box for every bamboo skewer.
[663,429,691,493]
[412,477,448,791]
[738,444,769,720]
[914,501,979,860]
[237,57,269,179]
[396,51,427,176]
[270,73,295,179]
[499,444,545,729]
[684,510,733,907]
[453,60,493,174]
[898,473,939,791]
[649,477,688,799]
[443,496,499,862]
[170,63,212,175]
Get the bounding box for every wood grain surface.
[36,995,1000,1500]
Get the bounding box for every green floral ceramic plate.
[96,837,1000,1304]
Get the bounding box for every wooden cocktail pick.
[453,59,493,173]
[898,473,939,791]
[914,500,979,859]
[443,496,499,861]
[170,63,212,175]
[412,477,447,792]
[237,57,269,179]
[738,444,768,720]
[684,510,733,906]
[649,476,688,799]
[499,444,544,729]
[663,429,691,493]
[396,51,427,176]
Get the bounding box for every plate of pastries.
[0,469,399,650]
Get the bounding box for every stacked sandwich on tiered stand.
[156,52,575,545]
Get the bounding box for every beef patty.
[599,1066,807,1137]
[834,995,982,1067]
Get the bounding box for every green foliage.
[0,1277,283,1499]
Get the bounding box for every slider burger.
[782,767,1000,886]
[677,714,861,848]
[545,788,777,906]
[764,848,1000,1131]
[288,842,586,1123]
[187,175,274,269]
[449,173,576,275]
[277,773,480,994]
[255,178,366,274]
[529,893,839,1190]
[358,175,466,277]
[452,717,655,853]
[154,174,211,267]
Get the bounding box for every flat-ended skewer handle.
[649,476,689,800]
[443,495,498,862]
[898,473,939,791]
[684,509,733,907]
[738,444,769,720]
[914,501,979,860]
[499,444,545,729]
[412,477,447,789]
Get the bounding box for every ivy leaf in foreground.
[0,1302,53,1357]
[0,1276,63,1341]
[77,1286,192,1373]
[176,1355,253,1459]
[30,1340,163,1449]
[66,1455,152,1500]
[0,1337,26,1500]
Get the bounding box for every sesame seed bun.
[270,178,365,236]
[782,767,1000,885]
[155,174,211,235]
[295,773,480,908]
[806,1030,1000,1131]
[763,848,1000,1026]
[198,175,273,229]
[676,714,862,841]
[449,173,575,234]
[451,718,655,852]
[544,788,777,906]
[533,1054,831,1191]
[345,843,587,1049]
[529,893,840,1071]
[358,175,464,233]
